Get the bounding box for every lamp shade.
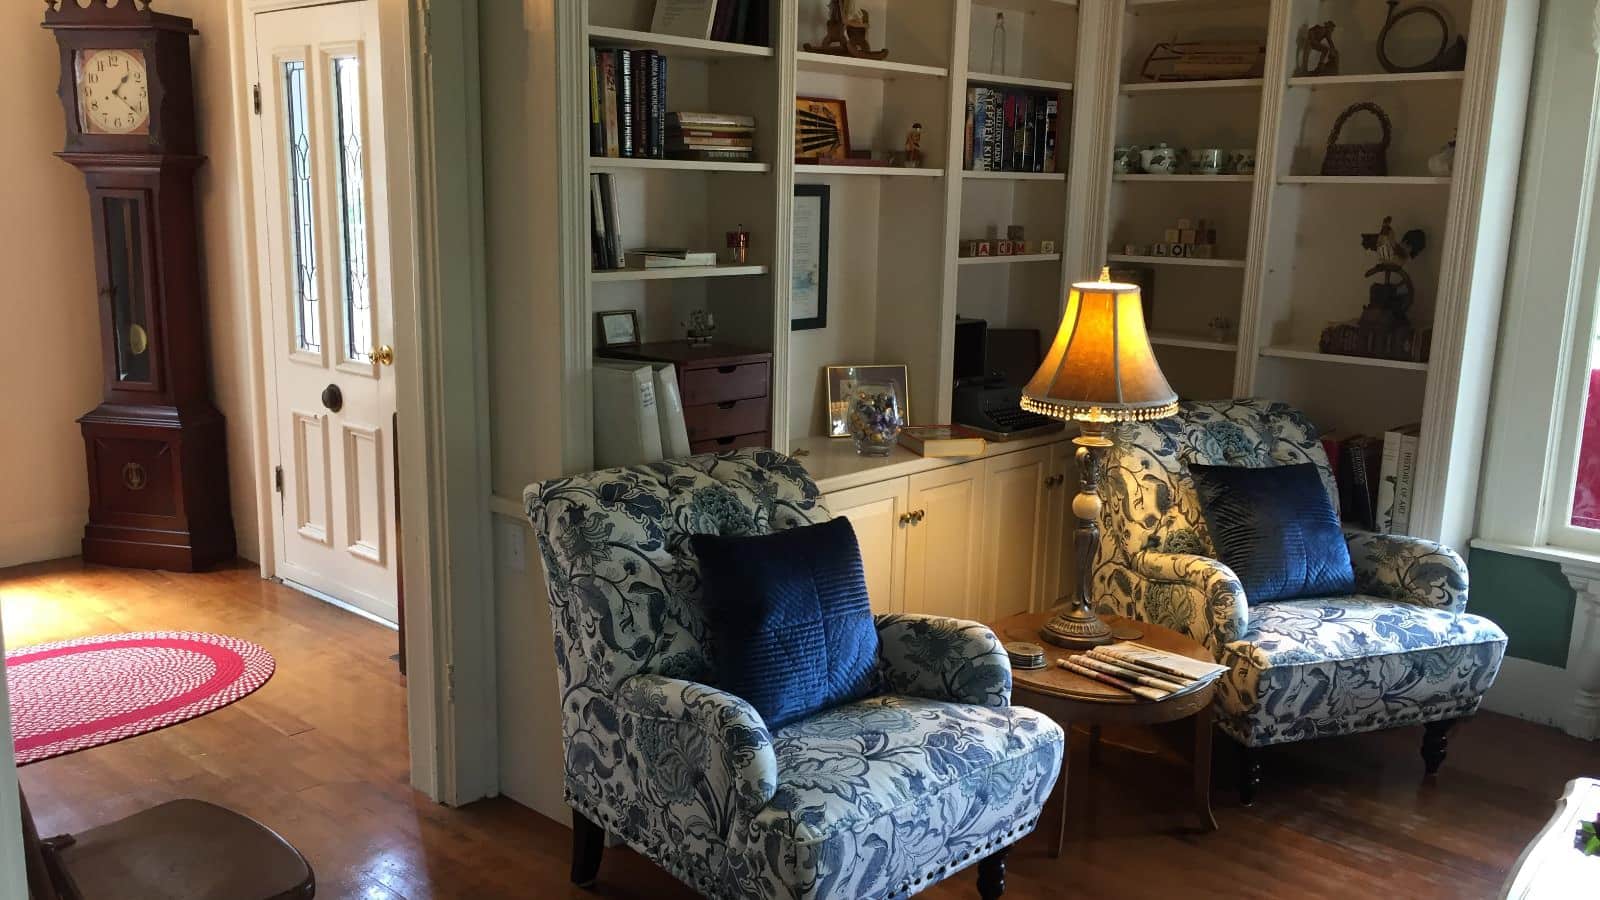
[1022,269,1178,423]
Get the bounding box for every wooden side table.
[994,611,1219,856]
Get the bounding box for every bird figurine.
[1361,216,1426,264]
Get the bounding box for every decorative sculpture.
[1320,217,1431,362]
[1298,21,1340,76]
[804,0,888,60]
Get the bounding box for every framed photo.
[595,310,640,348]
[791,184,830,331]
[825,364,910,437]
[795,96,850,161]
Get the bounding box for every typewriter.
[951,374,1062,440]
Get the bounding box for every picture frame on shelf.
[826,364,910,438]
[795,96,851,161]
[595,310,640,349]
[649,0,716,39]
[791,184,831,331]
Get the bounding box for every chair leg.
[1238,744,1261,807]
[571,811,605,888]
[977,849,1008,899]
[1422,719,1456,776]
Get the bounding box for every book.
[729,0,750,47]
[963,88,975,171]
[652,53,666,159]
[671,111,756,128]
[667,136,754,149]
[1094,642,1227,684]
[1043,97,1059,172]
[601,51,619,157]
[671,148,755,162]
[710,0,738,41]
[742,0,768,46]
[1392,424,1421,534]
[1342,435,1382,530]
[1057,657,1168,702]
[600,173,622,268]
[623,250,719,268]
[589,175,607,269]
[899,425,987,458]
[588,47,602,156]
[1377,429,1403,532]
[617,49,635,157]
[649,0,716,39]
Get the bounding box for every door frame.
[232,0,496,805]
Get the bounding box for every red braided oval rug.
[6,631,275,765]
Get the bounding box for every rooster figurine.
[1361,216,1426,265]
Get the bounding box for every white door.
[826,480,911,615]
[904,463,986,620]
[254,1,398,622]
[982,446,1052,621]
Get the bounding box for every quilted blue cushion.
[691,518,879,729]
[1188,462,1356,604]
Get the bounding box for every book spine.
[1346,440,1376,530]
[1394,433,1419,534]
[1011,94,1023,171]
[1321,435,1346,514]
[1377,431,1402,533]
[986,90,1000,171]
[653,53,666,159]
[711,0,736,41]
[963,88,975,171]
[1044,96,1059,173]
[590,174,605,269]
[601,52,619,157]
[730,0,750,46]
[745,0,768,46]
[1033,94,1047,172]
[588,47,602,156]
[1022,94,1035,173]
[635,51,650,159]
[1058,658,1167,702]
[618,50,634,158]
[972,88,987,171]
[602,173,622,269]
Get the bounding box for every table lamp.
[1023,268,1178,649]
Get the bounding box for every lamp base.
[1039,603,1113,649]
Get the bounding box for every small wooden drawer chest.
[597,341,772,456]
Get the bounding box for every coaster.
[1110,622,1144,641]
[1004,641,1047,670]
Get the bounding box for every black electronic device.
[952,375,1062,440]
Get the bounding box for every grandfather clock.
[43,0,234,570]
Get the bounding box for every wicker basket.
[1321,102,1391,177]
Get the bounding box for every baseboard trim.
[1482,656,1576,730]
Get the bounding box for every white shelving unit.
[557,0,1533,547]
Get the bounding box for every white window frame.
[1477,2,1600,556]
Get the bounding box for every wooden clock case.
[44,1,234,571]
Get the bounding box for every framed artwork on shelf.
[595,310,640,349]
[791,184,830,331]
[795,96,850,161]
[825,364,910,437]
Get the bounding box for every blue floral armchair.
[526,449,1064,899]
[1092,400,1506,802]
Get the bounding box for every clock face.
[75,49,151,136]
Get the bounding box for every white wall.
[478,0,568,820]
[0,0,262,568]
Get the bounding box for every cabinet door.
[982,446,1053,621]
[1042,440,1077,606]
[904,463,986,620]
[825,479,909,615]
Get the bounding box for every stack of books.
[1057,642,1227,702]
[1321,424,1421,534]
[589,173,623,270]
[589,48,668,159]
[963,87,1062,173]
[667,112,756,162]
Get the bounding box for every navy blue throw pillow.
[691,518,879,729]
[1187,462,1356,604]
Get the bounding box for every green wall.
[1466,549,1575,667]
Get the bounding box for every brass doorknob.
[370,345,395,366]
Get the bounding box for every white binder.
[649,364,693,459]
[591,362,664,467]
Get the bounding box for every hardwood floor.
[3,560,1595,899]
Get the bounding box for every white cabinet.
[904,464,987,621]
[818,437,1072,623]
[981,446,1052,621]
[827,479,909,615]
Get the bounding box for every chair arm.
[1343,529,1468,613]
[616,674,778,813]
[874,614,1012,708]
[1127,551,1250,653]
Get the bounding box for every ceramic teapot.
[1140,142,1182,175]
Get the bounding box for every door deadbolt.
[321,383,343,413]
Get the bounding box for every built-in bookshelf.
[557,0,1533,546]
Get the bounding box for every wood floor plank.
[2,558,1596,899]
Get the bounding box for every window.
[283,58,321,354]
[331,54,372,363]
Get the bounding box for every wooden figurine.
[902,122,923,167]
[1320,216,1430,361]
[1298,21,1340,77]
[804,0,889,60]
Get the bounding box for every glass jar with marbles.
[848,382,904,456]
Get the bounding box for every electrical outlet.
[498,518,527,573]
